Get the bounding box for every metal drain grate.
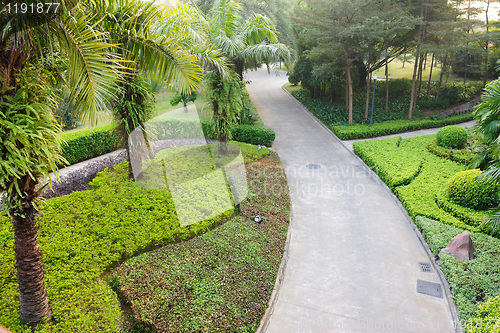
[418,262,433,273]
[417,280,443,298]
[306,164,321,169]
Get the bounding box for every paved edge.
[254,86,462,333]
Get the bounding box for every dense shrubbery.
[437,125,468,149]
[353,135,477,231]
[60,125,118,165]
[418,81,483,109]
[436,190,490,228]
[59,120,276,168]
[292,89,419,126]
[427,137,482,165]
[447,169,498,209]
[232,125,276,147]
[414,217,500,323]
[0,143,272,332]
[352,137,422,189]
[332,114,473,140]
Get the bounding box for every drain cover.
[418,262,433,273]
[306,164,321,169]
[417,280,443,298]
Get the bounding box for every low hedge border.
[332,113,474,140]
[427,139,478,165]
[352,136,422,190]
[60,121,276,168]
[354,135,479,232]
[435,190,490,228]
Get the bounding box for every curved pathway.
[246,68,458,333]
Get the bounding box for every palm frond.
[53,13,125,125]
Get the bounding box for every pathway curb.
[278,86,463,333]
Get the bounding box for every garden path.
[246,68,459,333]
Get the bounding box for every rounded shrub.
[447,169,498,209]
[436,125,468,149]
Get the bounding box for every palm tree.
[472,78,500,233]
[0,1,122,326]
[82,0,215,178]
[0,0,207,327]
[208,0,295,80]
[202,0,295,141]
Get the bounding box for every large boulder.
[439,231,475,262]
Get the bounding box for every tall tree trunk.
[483,0,490,87]
[344,46,353,125]
[417,52,425,99]
[409,0,426,119]
[427,52,435,94]
[365,50,372,120]
[436,53,448,100]
[402,52,406,68]
[354,59,367,88]
[385,40,389,113]
[234,58,245,81]
[11,177,51,326]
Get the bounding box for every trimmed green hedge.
[354,134,479,231]
[59,121,275,168]
[427,139,478,165]
[60,125,118,165]
[470,294,500,332]
[352,137,422,190]
[231,124,276,147]
[332,113,474,140]
[447,169,498,210]
[437,125,468,149]
[415,217,500,323]
[436,190,490,228]
[0,160,235,332]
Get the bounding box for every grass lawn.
[64,88,204,134]
[373,56,459,82]
[0,143,288,332]
[353,134,500,328]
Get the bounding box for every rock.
[439,231,475,262]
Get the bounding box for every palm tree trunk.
[11,178,51,326]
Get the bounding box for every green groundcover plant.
[0,142,275,332]
[354,135,500,331]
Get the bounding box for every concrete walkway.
[246,68,459,333]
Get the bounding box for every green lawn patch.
[111,152,289,332]
[0,143,276,332]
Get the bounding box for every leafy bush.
[355,135,478,231]
[470,294,500,333]
[447,169,498,210]
[427,138,481,165]
[440,82,483,104]
[332,114,474,140]
[61,125,118,166]
[437,125,468,149]
[418,96,450,110]
[353,137,422,190]
[232,125,276,147]
[415,217,500,323]
[436,190,490,228]
[111,153,290,333]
